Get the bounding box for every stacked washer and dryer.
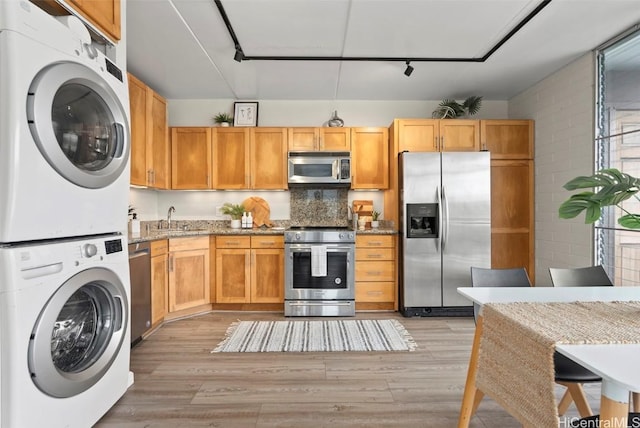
[0,2,133,427]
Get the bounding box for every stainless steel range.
[284,227,355,317]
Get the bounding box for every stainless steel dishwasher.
[128,242,151,346]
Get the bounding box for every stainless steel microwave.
[287,152,351,187]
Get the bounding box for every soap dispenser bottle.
[246,211,253,229]
[241,212,248,229]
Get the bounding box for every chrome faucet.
[167,206,175,229]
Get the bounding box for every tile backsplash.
[290,188,349,227]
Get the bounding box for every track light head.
[234,49,244,62]
[404,61,414,77]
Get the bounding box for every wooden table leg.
[600,390,629,428]
[458,315,484,428]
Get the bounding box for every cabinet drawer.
[355,261,395,282]
[356,247,394,261]
[169,236,209,252]
[355,282,395,302]
[251,235,284,248]
[151,239,168,255]
[216,235,251,249]
[356,235,394,248]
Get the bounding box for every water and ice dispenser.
[406,203,438,238]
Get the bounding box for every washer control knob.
[82,243,98,258]
[83,42,98,59]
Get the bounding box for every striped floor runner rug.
[212,319,417,353]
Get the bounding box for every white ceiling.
[126,0,640,101]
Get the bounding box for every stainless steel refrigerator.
[399,151,491,317]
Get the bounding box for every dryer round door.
[27,62,130,189]
[28,267,129,398]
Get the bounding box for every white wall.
[131,99,508,220]
[509,53,596,286]
[168,99,508,127]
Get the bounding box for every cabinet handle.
[368,241,383,246]
[169,255,173,272]
[207,174,210,187]
[441,136,445,151]
[434,136,438,151]
[367,254,383,259]
[367,271,382,276]
[367,291,383,296]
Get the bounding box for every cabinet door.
[351,127,389,189]
[320,128,351,151]
[148,91,170,189]
[171,127,212,189]
[251,249,284,303]
[251,128,287,189]
[491,159,535,282]
[128,74,147,186]
[213,128,250,189]
[216,249,251,303]
[439,120,480,151]
[481,120,534,159]
[398,119,439,152]
[150,254,168,324]
[288,128,318,151]
[169,248,210,312]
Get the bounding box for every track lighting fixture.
[234,48,244,62]
[404,61,414,77]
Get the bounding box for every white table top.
[555,344,640,398]
[457,286,640,305]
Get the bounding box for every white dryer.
[0,234,131,427]
[0,1,131,243]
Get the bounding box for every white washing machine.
[0,1,131,243]
[0,234,131,427]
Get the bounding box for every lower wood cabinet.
[215,235,284,304]
[355,234,397,310]
[168,236,210,312]
[150,239,168,325]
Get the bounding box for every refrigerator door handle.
[436,185,443,253]
[442,185,450,251]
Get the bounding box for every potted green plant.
[559,168,640,229]
[220,202,245,228]
[431,96,483,119]
[214,112,233,127]
[371,210,381,228]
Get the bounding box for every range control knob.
[82,243,98,258]
[295,232,301,240]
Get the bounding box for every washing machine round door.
[28,267,129,398]
[27,62,130,189]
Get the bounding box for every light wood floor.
[95,311,602,427]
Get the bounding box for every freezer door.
[399,152,442,308]
[441,152,491,306]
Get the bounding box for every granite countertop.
[128,225,397,243]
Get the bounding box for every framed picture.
[233,102,259,127]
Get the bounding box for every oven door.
[285,243,354,300]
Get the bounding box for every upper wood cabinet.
[393,119,480,152]
[351,127,389,189]
[171,127,212,190]
[128,74,170,189]
[212,127,287,190]
[288,127,351,151]
[251,128,288,189]
[212,128,250,189]
[34,0,121,42]
[481,120,534,159]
